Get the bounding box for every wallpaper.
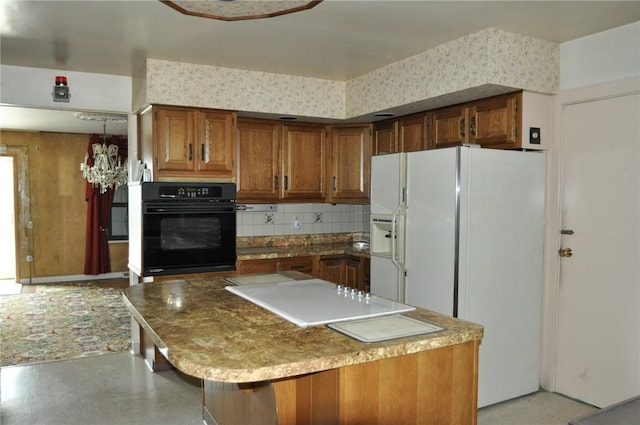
[142,59,345,119]
[136,27,559,121]
[346,28,559,118]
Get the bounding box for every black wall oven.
[141,182,236,277]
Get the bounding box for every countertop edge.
[189,329,484,383]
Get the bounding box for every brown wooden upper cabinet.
[236,119,281,202]
[236,119,326,203]
[237,120,371,204]
[281,123,326,202]
[327,124,372,204]
[398,113,427,152]
[142,105,237,179]
[373,113,427,155]
[374,91,528,154]
[373,120,398,155]
[428,92,521,149]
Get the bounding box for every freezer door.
[404,148,458,315]
[370,256,405,302]
[370,153,405,215]
[370,153,407,302]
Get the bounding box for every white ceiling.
[1,0,639,135]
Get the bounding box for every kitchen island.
[122,273,484,425]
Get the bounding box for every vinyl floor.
[0,351,599,425]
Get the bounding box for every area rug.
[0,283,131,367]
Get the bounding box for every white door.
[555,92,640,407]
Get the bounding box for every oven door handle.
[143,204,236,214]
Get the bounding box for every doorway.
[553,82,640,407]
[0,155,18,287]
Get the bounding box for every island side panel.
[339,340,479,425]
[203,340,479,425]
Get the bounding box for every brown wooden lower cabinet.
[319,256,370,292]
[203,340,479,425]
[237,256,315,275]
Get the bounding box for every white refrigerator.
[370,146,546,408]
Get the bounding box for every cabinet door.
[373,120,398,155]
[361,258,370,293]
[197,110,236,177]
[154,107,195,172]
[237,119,281,202]
[282,124,326,202]
[398,114,426,152]
[470,92,520,148]
[319,258,344,285]
[430,105,469,149]
[328,125,371,203]
[343,259,360,290]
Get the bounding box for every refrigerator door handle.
[391,205,407,270]
[392,204,408,302]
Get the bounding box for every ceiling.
[1,0,639,135]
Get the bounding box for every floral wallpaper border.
[133,27,559,119]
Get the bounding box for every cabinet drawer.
[238,259,277,274]
[277,257,314,273]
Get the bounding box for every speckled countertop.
[122,273,483,384]
[236,233,371,260]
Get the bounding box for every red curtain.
[84,134,127,275]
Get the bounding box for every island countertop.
[122,273,483,383]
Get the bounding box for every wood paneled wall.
[1,130,128,280]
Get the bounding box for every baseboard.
[19,271,129,284]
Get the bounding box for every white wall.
[0,65,132,112]
[560,21,640,90]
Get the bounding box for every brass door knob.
[559,248,573,258]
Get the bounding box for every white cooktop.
[225,279,415,328]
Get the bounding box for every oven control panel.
[142,182,236,201]
[165,186,218,198]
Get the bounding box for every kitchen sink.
[352,241,370,250]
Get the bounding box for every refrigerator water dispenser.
[370,214,394,257]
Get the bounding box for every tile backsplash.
[237,203,370,237]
